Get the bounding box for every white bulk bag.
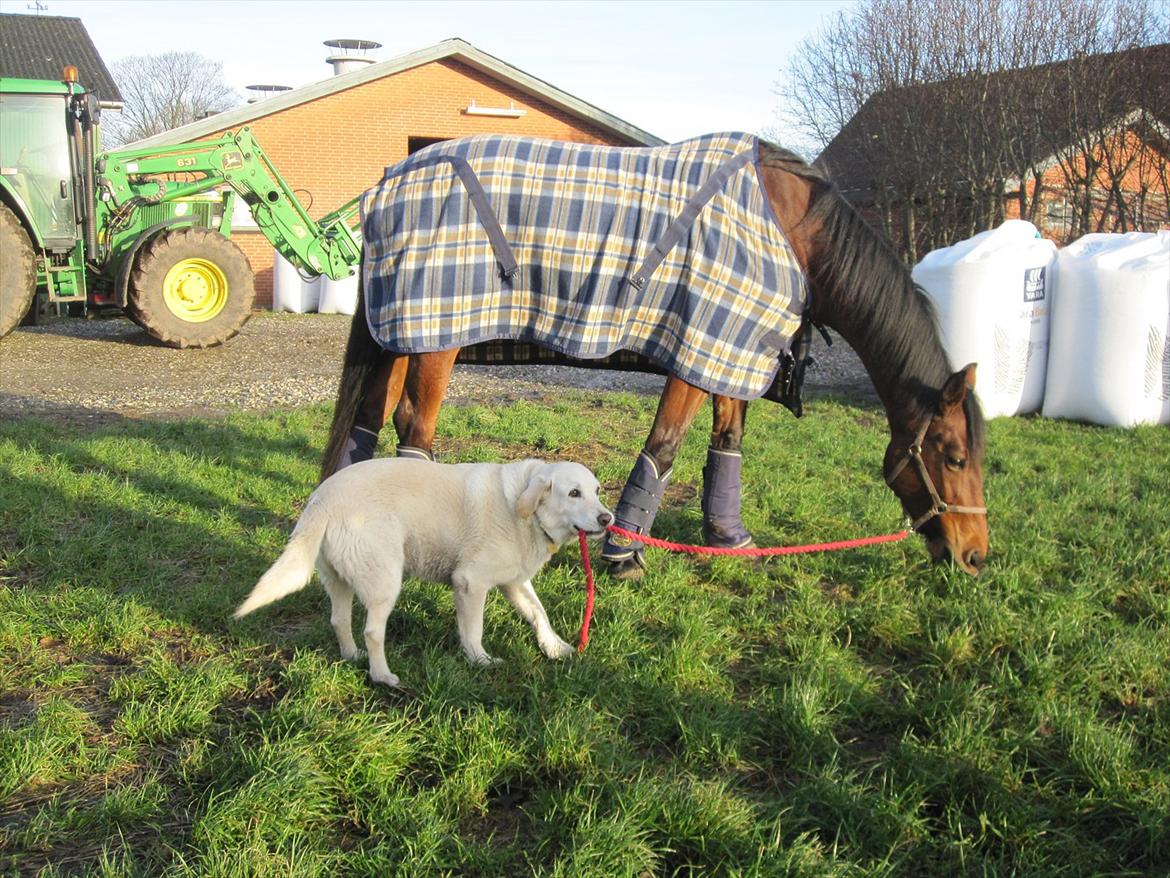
[271,253,320,313]
[913,220,1057,418]
[318,270,359,315]
[1042,231,1170,427]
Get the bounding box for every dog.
[233,458,613,687]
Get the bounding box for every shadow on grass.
[0,410,327,628]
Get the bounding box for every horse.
[320,133,988,579]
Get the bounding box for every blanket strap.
[395,155,520,279]
[628,150,754,290]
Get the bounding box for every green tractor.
[0,69,361,347]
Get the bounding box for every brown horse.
[320,138,988,577]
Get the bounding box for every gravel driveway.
[0,312,875,424]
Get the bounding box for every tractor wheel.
[127,227,255,349]
[0,203,37,339]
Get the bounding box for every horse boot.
[701,447,754,549]
[396,445,436,461]
[336,425,380,471]
[601,451,672,581]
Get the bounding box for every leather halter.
[885,417,987,532]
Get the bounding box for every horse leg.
[602,375,708,580]
[335,353,410,470]
[393,349,459,460]
[702,396,753,548]
[391,379,417,454]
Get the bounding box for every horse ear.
[939,363,977,414]
[516,472,551,518]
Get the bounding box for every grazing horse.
[321,134,988,578]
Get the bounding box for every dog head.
[516,461,613,544]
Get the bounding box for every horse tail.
[234,497,328,618]
[320,274,382,482]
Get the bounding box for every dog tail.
[233,500,329,619]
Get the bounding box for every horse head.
[883,363,989,575]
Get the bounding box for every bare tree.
[777,0,1168,262]
[104,52,239,146]
[1030,43,1170,238]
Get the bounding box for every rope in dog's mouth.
[575,524,910,653]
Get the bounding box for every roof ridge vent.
[246,84,293,104]
[324,38,382,76]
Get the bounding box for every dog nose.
[598,511,613,527]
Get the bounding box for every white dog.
[233,458,612,687]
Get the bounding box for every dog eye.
[569,488,581,498]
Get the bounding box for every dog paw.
[340,647,367,663]
[469,653,502,667]
[369,669,401,687]
[542,638,575,659]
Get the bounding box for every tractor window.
[0,93,77,243]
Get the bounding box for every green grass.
[1,394,1167,877]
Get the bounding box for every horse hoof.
[703,527,755,550]
[606,557,646,581]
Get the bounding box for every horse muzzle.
[927,536,987,576]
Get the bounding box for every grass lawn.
[1,392,1167,877]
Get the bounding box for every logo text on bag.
[1023,267,1046,303]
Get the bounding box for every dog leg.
[319,564,363,662]
[501,579,573,659]
[363,598,400,687]
[361,574,403,687]
[452,574,499,666]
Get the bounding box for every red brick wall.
[203,59,642,306]
[1003,128,1170,242]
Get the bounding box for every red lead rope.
[576,529,596,653]
[575,524,909,652]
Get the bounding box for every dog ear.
[516,473,551,518]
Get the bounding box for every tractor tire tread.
[0,203,38,339]
[127,226,254,349]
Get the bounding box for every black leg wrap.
[337,426,379,471]
[701,447,753,548]
[602,451,672,562]
[396,445,436,461]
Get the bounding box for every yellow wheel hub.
[162,258,228,323]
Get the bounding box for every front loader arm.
[99,128,360,280]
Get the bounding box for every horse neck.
[754,149,951,435]
[811,272,951,436]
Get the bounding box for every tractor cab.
[0,75,84,251]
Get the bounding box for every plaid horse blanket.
[360,133,808,400]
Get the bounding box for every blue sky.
[39,0,855,146]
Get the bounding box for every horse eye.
[569,488,581,498]
[946,456,965,470]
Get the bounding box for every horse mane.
[757,141,985,454]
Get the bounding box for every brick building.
[130,38,663,305]
[817,44,1169,261]
[1000,117,1169,239]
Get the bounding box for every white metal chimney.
[246,84,292,104]
[324,39,381,76]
